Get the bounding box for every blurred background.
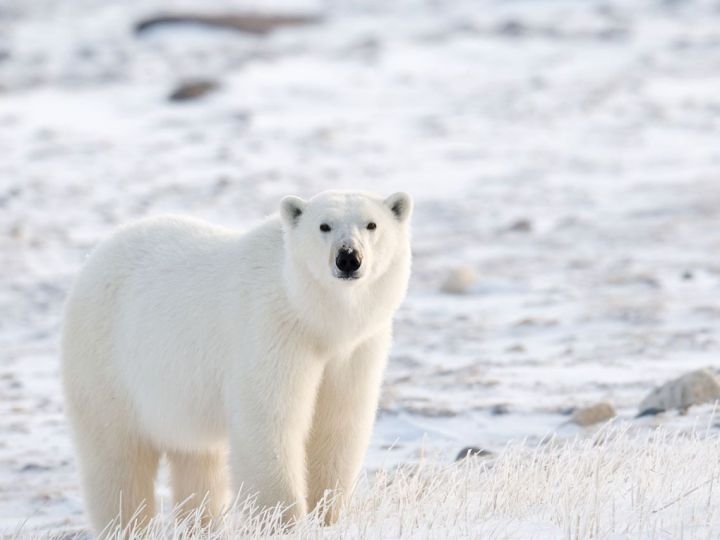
[3,0,720,532]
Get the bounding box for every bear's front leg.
[228,346,325,526]
[306,330,391,524]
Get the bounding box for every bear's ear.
[384,192,413,223]
[280,195,307,227]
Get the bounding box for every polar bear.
[61,190,412,534]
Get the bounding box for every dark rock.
[492,19,629,42]
[20,462,52,472]
[505,218,533,233]
[498,20,526,37]
[636,407,665,418]
[169,80,219,102]
[455,446,492,461]
[135,12,320,36]
[490,403,510,415]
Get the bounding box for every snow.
[3,0,720,535]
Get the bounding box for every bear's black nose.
[336,247,362,274]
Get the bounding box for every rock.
[169,80,218,102]
[638,369,720,415]
[569,402,616,426]
[498,20,526,37]
[505,218,533,233]
[558,406,576,416]
[514,317,558,328]
[636,407,664,418]
[135,13,320,36]
[490,403,510,416]
[440,266,476,294]
[20,462,52,472]
[455,446,493,461]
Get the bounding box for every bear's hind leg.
[168,449,229,527]
[74,427,160,537]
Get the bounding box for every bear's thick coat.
[61,190,412,533]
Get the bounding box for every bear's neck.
[281,250,408,349]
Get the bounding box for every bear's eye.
[367,222,377,231]
[320,223,331,232]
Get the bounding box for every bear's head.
[280,190,412,287]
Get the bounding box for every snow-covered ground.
[3,0,720,535]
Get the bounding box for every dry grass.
[12,423,720,539]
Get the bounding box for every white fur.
[61,190,412,534]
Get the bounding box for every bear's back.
[75,214,283,298]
